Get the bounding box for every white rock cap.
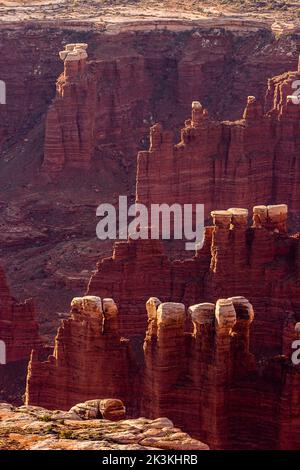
[59,43,88,62]
[192,101,202,109]
[211,210,232,217]
[71,295,102,317]
[146,297,162,321]
[228,208,249,217]
[188,303,215,325]
[253,205,267,214]
[267,204,288,218]
[215,298,237,329]
[157,302,185,326]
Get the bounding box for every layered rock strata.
[88,204,300,355]
[26,296,300,449]
[43,43,96,173]
[25,296,136,411]
[0,265,40,363]
[136,56,300,218]
[142,297,300,450]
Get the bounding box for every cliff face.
[1,25,294,177]
[87,204,300,356]
[42,42,152,174]
[26,296,136,412]
[136,57,300,219]
[43,44,97,173]
[26,295,300,450]
[0,25,299,336]
[0,265,40,363]
[142,296,300,450]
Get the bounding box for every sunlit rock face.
[26,295,300,450]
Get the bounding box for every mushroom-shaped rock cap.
[211,210,232,228]
[146,297,162,321]
[267,204,288,218]
[102,298,118,319]
[228,208,249,217]
[59,50,68,60]
[71,295,102,317]
[75,43,88,50]
[227,296,254,322]
[253,205,267,214]
[247,95,256,103]
[65,43,77,51]
[65,43,88,51]
[192,101,202,109]
[188,303,215,325]
[211,210,232,218]
[215,298,236,329]
[157,302,185,327]
[65,50,87,62]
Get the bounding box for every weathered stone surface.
[69,398,125,421]
[26,296,300,449]
[0,401,208,450]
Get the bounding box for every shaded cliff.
[0,264,40,363]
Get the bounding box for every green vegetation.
[58,429,75,439]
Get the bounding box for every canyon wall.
[26,294,300,450]
[0,25,299,334]
[136,56,300,219]
[1,23,298,174]
[87,204,300,356]
[42,41,152,175]
[26,295,137,412]
[0,265,40,363]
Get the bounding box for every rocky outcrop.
[88,204,300,356]
[25,295,300,449]
[25,296,136,411]
[136,56,300,219]
[42,43,96,173]
[0,265,40,363]
[0,401,208,450]
[38,37,300,178]
[42,41,153,175]
[141,296,300,450]
[69,398,126,422]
